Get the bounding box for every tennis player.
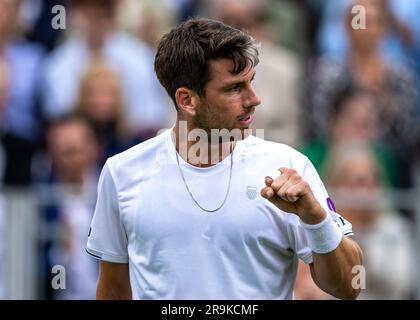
[87,17,363,300]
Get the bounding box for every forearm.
[260,167,364,299]
[311,237,363,300]
[96,261,132,300]
[96,280,132,300]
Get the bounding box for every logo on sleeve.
[326,197,337,212]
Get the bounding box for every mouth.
[238,112,254,126]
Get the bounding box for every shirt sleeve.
[290,157,354,264]
[86,161,129,263]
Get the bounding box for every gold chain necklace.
[174,138,234,213]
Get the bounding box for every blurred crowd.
[0,0,419,300]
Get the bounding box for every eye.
[228,84,242,92]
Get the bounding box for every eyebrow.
[221,71,256,89]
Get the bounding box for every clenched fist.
[260,167,327,225]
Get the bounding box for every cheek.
[218,97,243,116]
[216,105,239,125]
[199,94,243,126]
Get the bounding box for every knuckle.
[293,175,302,182]
[280,167,290,175]
[271,182,281,192]
[301,181,309,189]
[286,189,296,198]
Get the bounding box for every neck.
[173,120,235,168]
[351,46,378,65]
[57,169,87,187]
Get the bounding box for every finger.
[278,167,289,174]
[281,181,307,202]
[270,171,291,194]
[269,169,282,181]
[261,187,298,214]
[266,168,282,187]
[265,176,274,187]
[278,177,302,202]
[261,186,274,199]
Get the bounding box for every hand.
[260,167,326,224]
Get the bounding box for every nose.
[244,85,261,109]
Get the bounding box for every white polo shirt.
[86,129,353,299]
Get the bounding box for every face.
[329,152,381,228]
[193,58,261,136]
[335,155,379,191]
[348,0,386,50]
[84,77,120,124]
[49,121,97,182]
[219,1,257,32]
[77,4,116,45]
[331,95,378,143]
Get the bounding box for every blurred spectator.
[75,61,139,166]
[117,0,174,48]
[0,195,4,299]
[0,0,45,186]
[0,59,6,298]
[263,0,310,58]
[317,0,420,73]
[43,115,99,299]
[0,59,8,122]
[306,0,418,190]
[215,0,302,147]
[42,0,170,141]
[19,0,67,52]
[325,142,414,299]
[0,60,7,179]
[166,0,204,23]
[302,86,397,187]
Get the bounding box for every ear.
[175,87,199,117]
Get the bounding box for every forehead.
[50,121,89,141]
[208,58,255,84]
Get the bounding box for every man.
[86,17,363,300]
[0,0,45,186]
[45,115,100,299]
[42,0,169,138]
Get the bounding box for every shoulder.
[43,38,85,74]
[110,32,155,60]
[376,213,413,236]
[107,129,170,178]
[48,37,82,59]
[386,61,418,86]
[9,40,45,62]
[242,135,309,168]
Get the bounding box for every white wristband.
[301,214,343,254]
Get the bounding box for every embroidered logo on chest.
[246,186,258,200]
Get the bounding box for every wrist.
[300,213,343,254]
[298,203,327,225]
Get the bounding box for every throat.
[172,129,235,167]
[185,140,234,167]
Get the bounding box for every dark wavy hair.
[154,17,259,108]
